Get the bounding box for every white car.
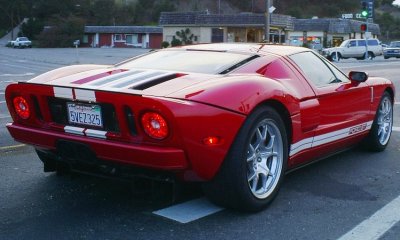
[11,37,32,48]
[322,39,383,61]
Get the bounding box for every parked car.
[321,38,383,61]
[11,37,32,48]
[383,41,400,59]
[5,43,394,211]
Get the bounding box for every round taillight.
[13,96,30,120]
[141,112,169,140]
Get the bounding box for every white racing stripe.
[338,195,400,240]
[85,129,107,139]
[153,198,223,223]
[54,87,73,99]
[75,89,96,102]
[290,121,372,156]
[64,126,85,135]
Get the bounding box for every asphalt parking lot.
[1,46,400,240]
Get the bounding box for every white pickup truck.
[11,37,32,48]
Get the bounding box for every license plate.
[67,102,103,128]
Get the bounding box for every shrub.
[161,41,170,48]
[171,36,182,47]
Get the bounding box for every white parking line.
[0,101,6,104]
[153,197,223,223]
[0,144,25,151]
[0,116,11,119]
[338,195,400,240]
[392,127,400,132]
[395,102,400,105]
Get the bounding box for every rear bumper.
[7,123,188,170]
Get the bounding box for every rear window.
[117,50,258,74]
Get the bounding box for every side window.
[349,41,357,47]
[367,40,378,46]
[358,40,366,47]
[289,52,341,87]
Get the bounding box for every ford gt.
[5,43,395,211]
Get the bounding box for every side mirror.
[349,71,368,83]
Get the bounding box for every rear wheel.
[363,92,393,151]
[365,52,374,60]
[203,106,288,212]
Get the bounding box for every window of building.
[126,34,139,45]
[114,34,123,42]
[83,35,89,44]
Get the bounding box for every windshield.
[339,40,349,47]
[390,41,400,48]
[116,50,257,74]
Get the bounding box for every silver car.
[383,41,400,59]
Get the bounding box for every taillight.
[141,112,169,140]
[13,96,30,120]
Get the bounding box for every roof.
[84,26,162,34]
[294,18,381,35]
[177,43,308,56]
[159,11,294,30]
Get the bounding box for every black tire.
[203,106,288,212]
[384,56,389,59]
[365,52,374,60]
[363,92,393,152]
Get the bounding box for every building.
[83,26,163,48]
[289,18,381,50]
[159,11,294,44]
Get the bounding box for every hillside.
[2,0,400,45]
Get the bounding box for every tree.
[0,0,30,39]
[175,28,195,45]
[36,16,85,48]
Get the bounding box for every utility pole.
[264,0,271,43]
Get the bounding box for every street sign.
[341,13,364,19]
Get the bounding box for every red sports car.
[5,43,394,211]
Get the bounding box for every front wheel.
[363,92,393,151]
[203,106,288,212]
[331,53,341,62]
